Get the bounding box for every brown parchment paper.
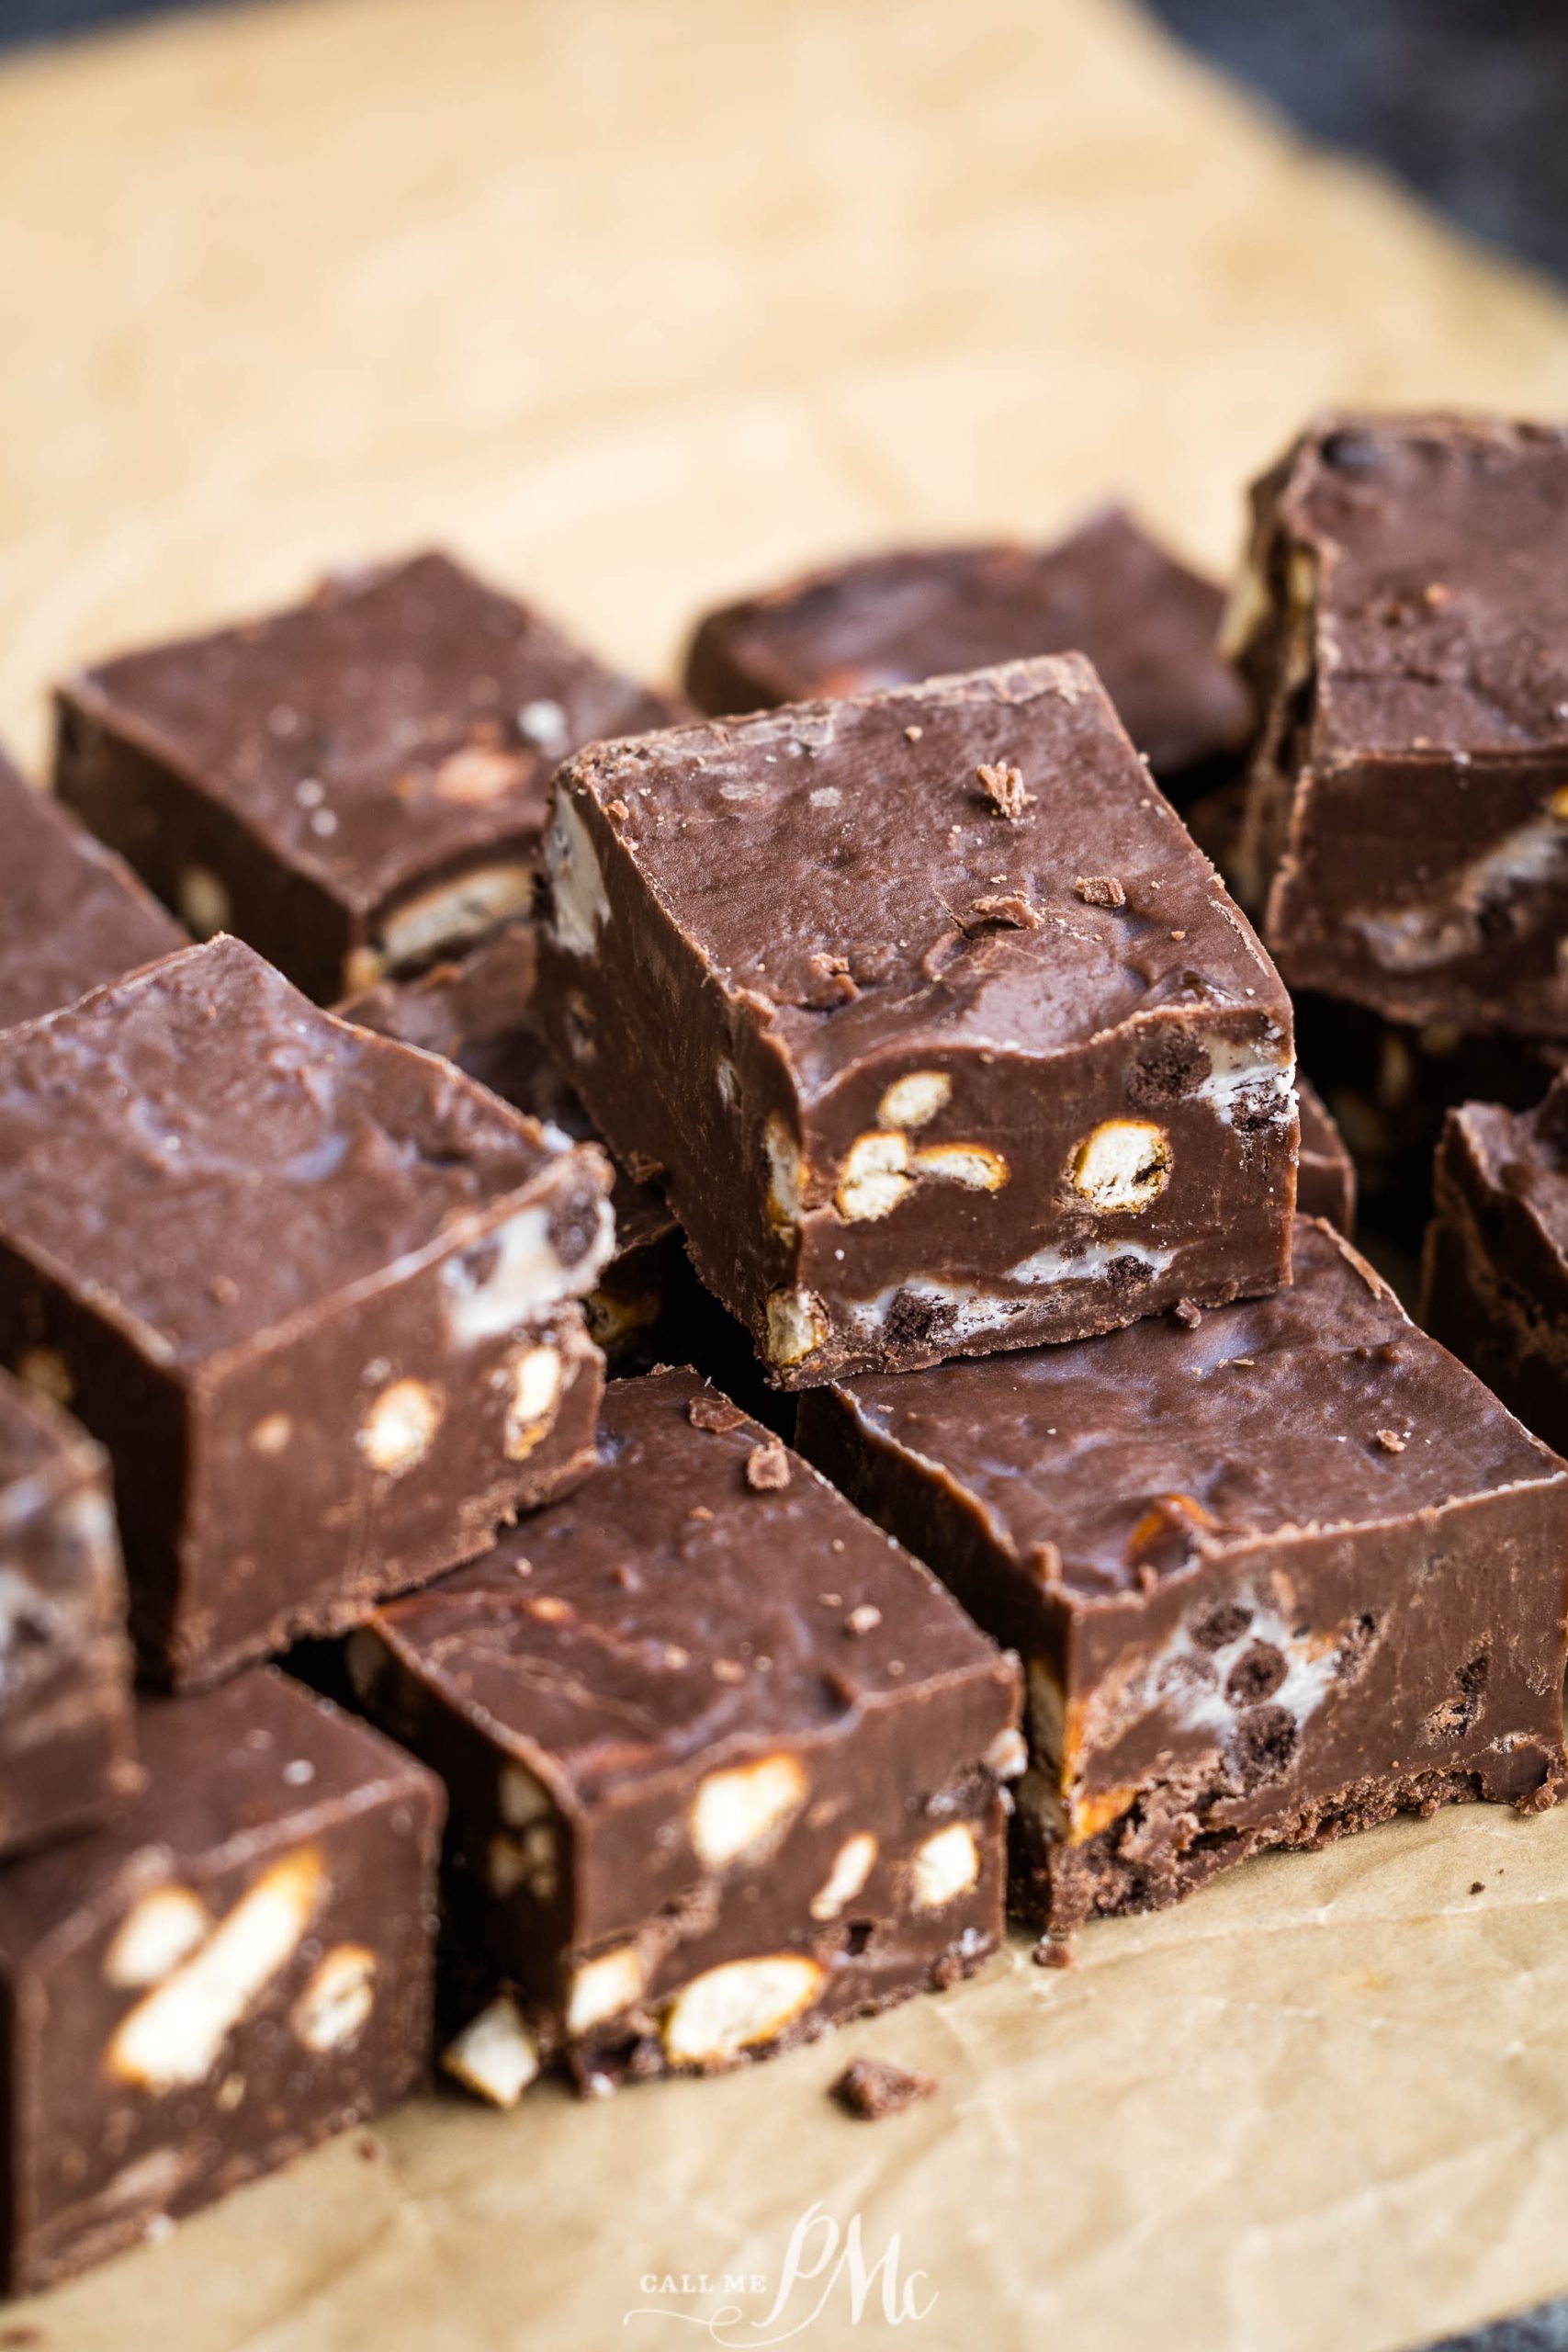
[6,2,1568,2346]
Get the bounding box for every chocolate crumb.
[1374,1429,1406,1453]
[1172,1298,1202,1329]
[904,724,924,742]
[606,798,630,820]
[1471,1881,1485,1895]
[844,1603,883,1636]
[356,2135,380,2162]
[688,1504,714,1522]
[745,1441,790,1491]
[1074,874,1126,910]
[1169,928,1187,941]
[802,950,858,1006]
[1032,1937,1074,1970]
[968,892,1041,929]
[976,762,1031,819]
[688,1394,745,1435]
[831,2056,937,2120]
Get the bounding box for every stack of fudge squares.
[0,419,1566,2298]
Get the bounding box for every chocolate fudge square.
[683,508,1250,798]
[537,656,1297,1388]
[0,747,183,1032]
[0,1369,138,1860]
[0,1668,442,2293]
[340,923,681,1365]
[345,1367,1020,2098]
[798,1218,1568,1933]
[1235,414,1568,1035]
[0,936,613,1689]
[1424,1072,1568,1453]
[55,551,677,1002]
[1296,1075,1355,1235]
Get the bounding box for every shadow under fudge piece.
[338,923,681,1366]
[344,1366,1020,2100]
[0,746,184,1033]
[0,1368,139,1860]
[682,507,1251,802]
[1234,413,1568,1036]
[1296,1073,1355,1234]
[536,656,1297,1389]
[0,1668,443,2295]
[0,936,614,1690]
[797,1217,1568,1936]
[54,551,679,1003]
[1423,1071,1568,1454]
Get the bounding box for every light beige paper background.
[5,1,1568,2345]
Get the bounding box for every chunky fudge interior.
[538,654,1297,1387]
[1424,1072,1568,1453]
[0,749,184,1034]
[0,1668,442,2295]
[0,936,613,1685]
[55,551,677,1001]
[799,1218,1568,1932]
[682,507,1250,793]
[345,1367,1021,2098]
[1235,414,1568,1035]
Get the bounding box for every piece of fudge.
[536,657,1297,1388]
[1423,1072,1568,1453]
[344,1367,1020,2098]
[0,936,613,1689]
[0,747,184,1032]
[1235,414,1568,1035]
[0,1370,138,1859]
[0,1668,442,2293]
[339,922,681,1364]
[683,507,1251,797]
[797,1218,1568,1933]
[1296,1075,1355,1235]
[54,551,677,1002]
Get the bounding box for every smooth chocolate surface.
[538,656,1296,1387]
[339,922,680,1363]
[0,1368,138,1860]
[1296,1074,1355,1234]
[0,1668,442,2293]
[683,508,1251,793]
[1424,1072,1568,1453]
[347,1367,1020,2095]
[1236,414,1568,1034]
[0,747,184,1032]
[55,552,677,1001]
[799,1217,1568,1930]
[0,936,612,1687]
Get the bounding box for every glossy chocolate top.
[339,926,673,1256]
[1261,414,1568,760]
[556,656,1287,1102]
[0,1667,432,1957]
[0,936,606,1368]
[0,751,184,1032]
[367,1367,1011,1804]
[62,553,675,911]
[683,509,1249,779]
[818,1219,1562,1606]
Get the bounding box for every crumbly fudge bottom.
[1014,1751,1566,1935]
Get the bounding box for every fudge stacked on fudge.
[1231,414,1568,1218]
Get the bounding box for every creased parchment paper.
[5,2,1568,2346]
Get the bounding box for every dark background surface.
[4,1,1568,2347]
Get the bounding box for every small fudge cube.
[1424,1073,1568,1453]
[0,1668,442,2293]
[683,508,1250,797]
[0,937,613,1688]
[537,657,1297,1388]
[1235,414,1568,1035]
[0,746,183,1032]
[1296,1075,1355,1235]
[345,1367,1020,2095]
[340,922,681,1364]
[55,552,677,1002]
[0,1369,138,1859]
[798,1218,1568,1933]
